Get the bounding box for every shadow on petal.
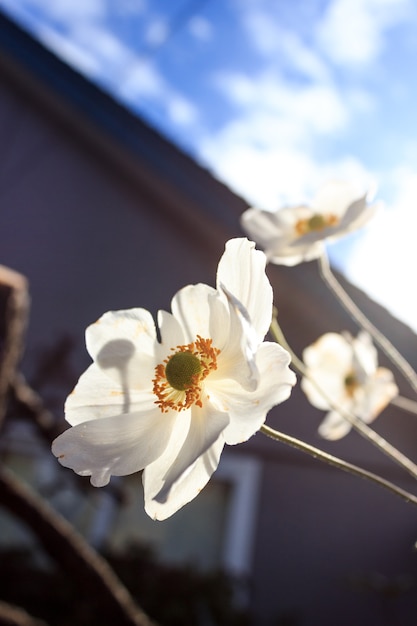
[97,339,135,413]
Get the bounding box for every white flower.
[52,238,296,520]
[241,181,377,266]
[301,331,398,440]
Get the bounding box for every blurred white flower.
[241,181,377,266]
[301,331,398,440]
[52,238,295,520]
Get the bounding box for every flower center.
[344,372,359,397]
[153,336,220,413]
[165,352,202,391]
[295,213,339,236]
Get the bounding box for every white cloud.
[73,23,132,67]
[118,58,165,99]
[344,166,417,332]
[167,95,198,126]
[116,55,198,126]
[316,0,413,66]
[199,139,319,208]
[201,64,376,209]
[115,0,147,16]
[21,0,106,22]
[188,16,213,42]
[214,70,349,137]
[241,9,329,82]
[242,9,287,55]
[199,117,371,210]
[345,88,375,113]
[145,18,169,46]
[31,16,200,130]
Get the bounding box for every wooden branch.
[0,601,47,626]
[0,468,156,626]
[0,266,29,428]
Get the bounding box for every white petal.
[355,368,398,422]
[303,333,352,372]
[342,201,378,233]
[154,309,186,364]
[171,283,221,342]
[65,363,157,426]
[213,285,259,392]
[301,369,348,411]
[351,331,377,379]
[157,310,185,347]
[318,406,353,440]
[216,238,273,341]
[302,333,352,409]
[85,308,158,390]
[144,437,225,521]
[313,180,363,217]
[210,342,296,445]
[144,401,229,506]
[275,205,311,228]
[268,241,325,265]
[86,308,156,359]
[52,409,175,487]
[240,208,283,251]
[337,194,378,234]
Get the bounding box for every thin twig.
[318,251,417,394]
[0,467,156,626]
[260,424,417,507]
[270,315,417,481]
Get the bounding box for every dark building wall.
[0,56,243,377]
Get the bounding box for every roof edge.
[0,9,247,240]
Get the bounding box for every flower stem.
[260,424,417,507]
[318,251,417,395]
[270,315,417,481]
[391,395,417,415]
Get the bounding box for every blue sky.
[1,0,417,330]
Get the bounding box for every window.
[105,451,261,575]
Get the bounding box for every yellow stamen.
[295,213,339,236]
[153,336,220,413]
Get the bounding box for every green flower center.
[307,214,328,231]
[295,212,339,236]
[153,336,220,413]
[344,373,358,396]
[165,351,202,391]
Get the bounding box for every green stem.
[318,251,417,395]
[270,315,417,481]
[260,424,417,507]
